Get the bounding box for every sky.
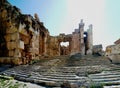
[8,0,120,50]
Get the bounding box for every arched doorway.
[60,41,70,55]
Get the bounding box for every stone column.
[69,40,72,55]
[86,24,93,54]
[79,19,85,55]
[44,35,47,55]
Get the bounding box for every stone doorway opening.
[60,42,70,55]
[84,32,88,55]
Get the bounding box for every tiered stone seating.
[0,55,120,87]
[89,64,120,86]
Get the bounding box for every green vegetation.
[0,75,27,88]
[90,82,104,88]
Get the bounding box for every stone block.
[109,55,120,64]
[7,41,17,50]
[14,49,21,57]
[19,33,29,44]
[19,40,24,49]
[0,57,22,65]
[19,23,28,36]
[32,48,39,55]
[1,9,7,18]
[12,58,22,65]
[4,33,18,42]
[6,26,18,34]
[8,50,14,57]
[8,49,21,57]
[0,58,4,63]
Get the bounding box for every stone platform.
[0,55,120,87]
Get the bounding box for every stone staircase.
[0,55,120,87]
[0,66,89,87]
[89,64,120,87]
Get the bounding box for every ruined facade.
[106,38,120,63]
[0,0,93,65]
[0,0,49,64]
[46,20,93,56]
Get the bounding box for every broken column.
[79,19,85,55]
[86,24,93,54]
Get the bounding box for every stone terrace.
[1,55,120,87]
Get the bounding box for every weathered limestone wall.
[71,33,81,55]
[0,0,22,64]
[106,42,120,56]
[106,40,120,63]
[0,0,49,64]
[0,0,94,65]
[45,20,93,56]
[107,44,120,55]
[46,36,60,56]
[39,24,49,56]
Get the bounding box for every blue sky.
[8,0,120,49]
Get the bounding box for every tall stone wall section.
[79,20,85,55]
[71,33,81,55]
[0,0,22,64]
[46,36,60,56]
[0,0,49,65]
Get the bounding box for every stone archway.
[60,42,70,55]
[58,34,72,56]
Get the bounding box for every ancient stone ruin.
[47,20,93,56]
[106,38,120,63]
[93,44,104,56]
[0,0,93,65]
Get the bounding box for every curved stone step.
[89,75,120,79]
[92,77,120,82]
[42,74,76,77]
[89,72,120,77]
[89,70,120,85]
[94,80,120,85]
